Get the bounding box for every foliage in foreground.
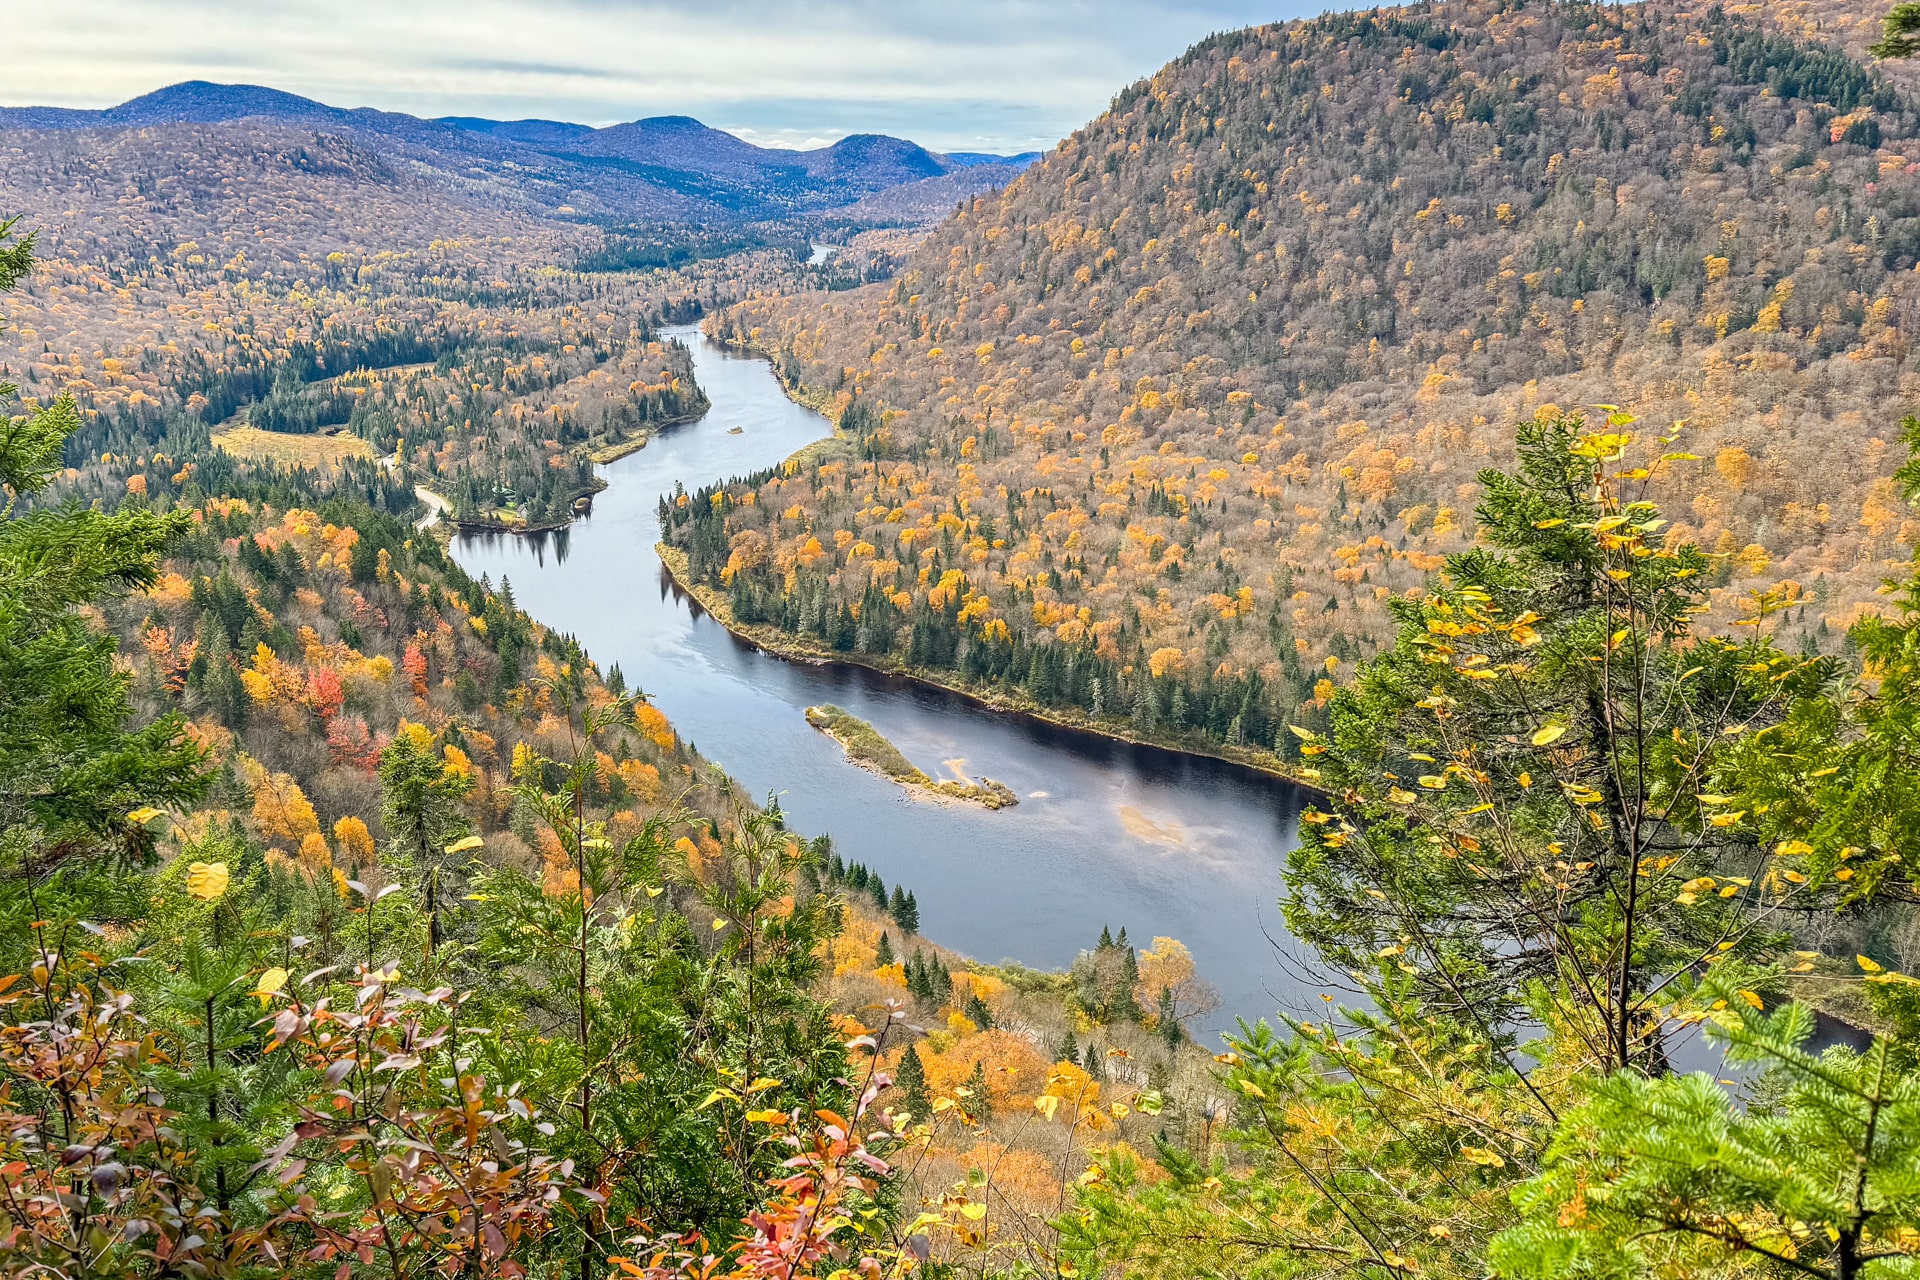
[18,205,1920,1280]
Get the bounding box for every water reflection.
[450,327,1320,1035]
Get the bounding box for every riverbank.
[804,703,1018,809]
[657,542,1324,794]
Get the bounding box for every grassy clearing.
[211,425,377,469]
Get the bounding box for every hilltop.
[692,0,1920,756]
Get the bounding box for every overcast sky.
[8,1,1322,153]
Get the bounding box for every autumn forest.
[13,1,1920,1278]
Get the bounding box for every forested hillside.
[697,0,1920,759]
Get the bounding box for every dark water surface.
[450,327,1318,1035]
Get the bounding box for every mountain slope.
[691,0,1920,756]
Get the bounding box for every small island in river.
[804,704,1017,809]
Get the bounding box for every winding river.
[450,327,1317,1036]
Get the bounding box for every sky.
[7,0,1320,153]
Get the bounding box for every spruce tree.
[1059,1030,1080,1065]
[892,1043,933,1123]
[1157,987,1182,1052]
[874,931,894,967]
[964,993,995,1031]
[898,890,920,935]
[965,1059,990,1110]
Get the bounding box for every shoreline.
[656,542,1324,795]
[448,408,708,537]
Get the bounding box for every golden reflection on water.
[1118,804,1185,847]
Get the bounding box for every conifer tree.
[964,993,994,1031]
[892,1043,933,1124]
[1058,1030,1080,1066]
[898,889,920,935]
[965,1060,990,1111]
[1156,987,1181,1052]
[874,931,894,967]
[378,723,474,956]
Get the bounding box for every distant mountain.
[0,82,1033,224]
[944,151,1042,169]
[93,81,344,127]
[435,116,596,147]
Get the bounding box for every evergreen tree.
[1496,995,1920,1280]
[378,724,474,957]
[892,1043,933,1124]
[875,931,895,967]
[965,1060,990,1111]
[1058,1030,1080,1066]
[1157,987,1182,1053]
[964,993,995,1031]
[896,889,921,935]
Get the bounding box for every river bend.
[450,327,1316,1034]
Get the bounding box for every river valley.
[450,326,1319,1036]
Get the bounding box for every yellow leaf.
[745,1077,783,1093]
[443,835,484,854]
[185,861,230,902]
[745,1109,788,1125]
[1859,955,1885,974]
[252,966,289,1007]
[697,1089,739,1110]
[1034,1095,1062,1121]
[1738,990,1764,1010]
[1531,724,1567,747]
[1460,1146,1507,1168]
[957,1202,988,1221]
[713,918,728,931]
[128,806,164,825]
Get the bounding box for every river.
[450,326,1318,1037]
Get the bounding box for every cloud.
[7,0,1319,151]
